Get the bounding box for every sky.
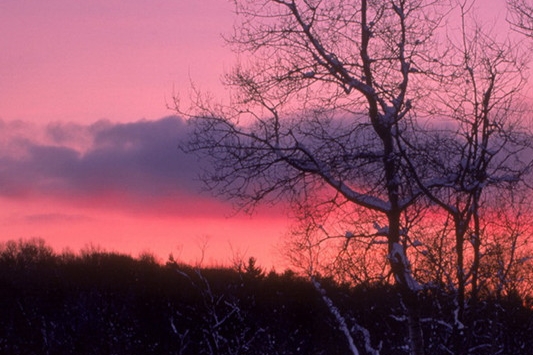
[0,0,289,269]
[0,0,515,269]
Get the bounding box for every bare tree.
[175,268,262,355]
[180,1,533,354]
[508,0,533,36]
[400,2,533,353]
[477,188,533,301]
[181,1,451,354]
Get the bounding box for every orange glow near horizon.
[0,195,290,270]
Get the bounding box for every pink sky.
[0,0,289,269]
[0,1,517,269]
[0,0,235,123]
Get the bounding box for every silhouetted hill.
[0,238,531,354]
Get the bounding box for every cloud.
[0,116,225,216]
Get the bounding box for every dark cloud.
[0,116,223,216]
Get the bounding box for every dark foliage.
[0,239,532,355]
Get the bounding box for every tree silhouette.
[181,1,533,354]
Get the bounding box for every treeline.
[0,238,532,355]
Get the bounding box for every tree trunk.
[390,254,425,355]
[454,219,467,355]
[405,290,425,355]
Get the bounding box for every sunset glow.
[3,1,533,353]
[0,0,287,269]
[0,0,527,271]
